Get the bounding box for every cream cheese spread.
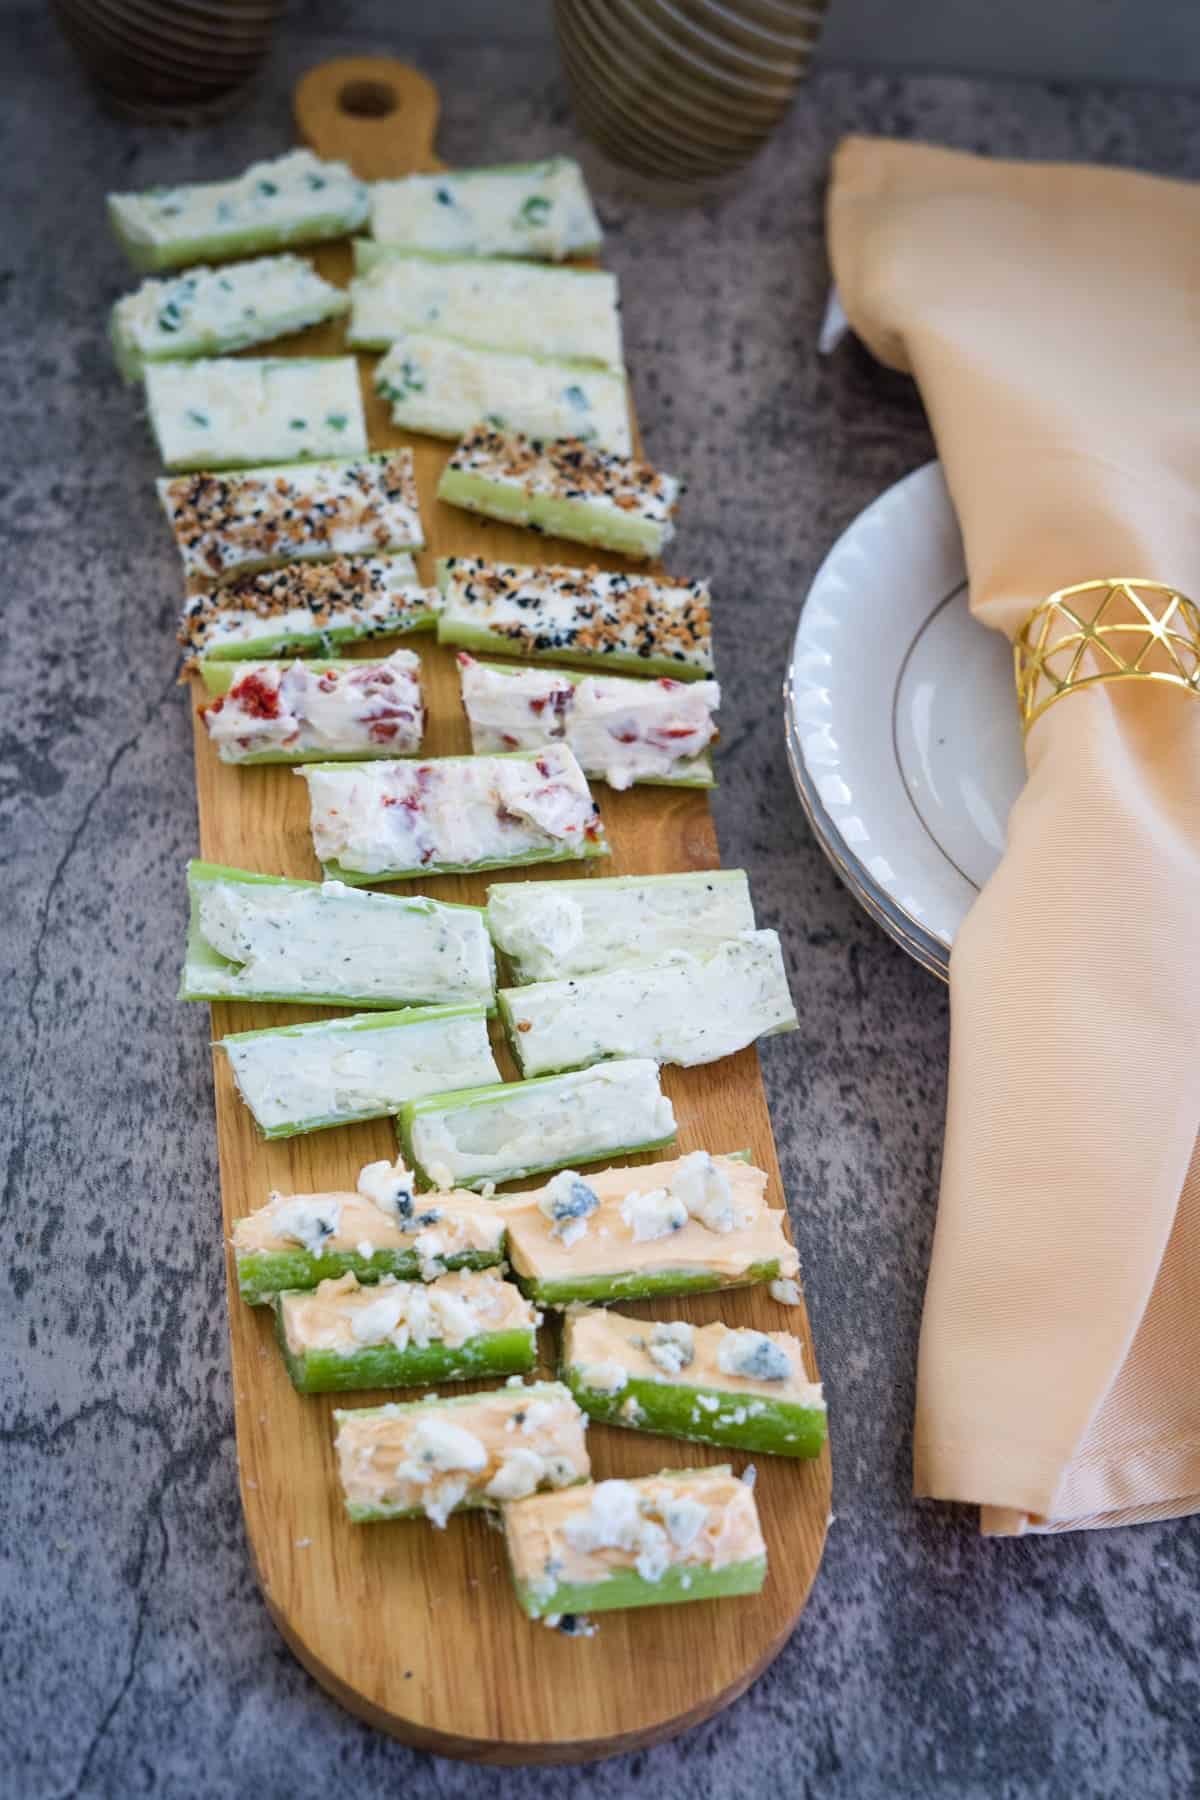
[221,1006,499,1135]
[202,649,424,761]
[501,1152,799,1288]
[234,1179,505,1264]
[439,556,711,674]
[457,654,718,788]
[159,452,423,586]
[369,158,601,260]
[334,1382,589,1525]
[349,252,621,366]
[146,356,367,471]
[406,1058,675,1190]
[188,873,494,1007]
[376,333,631,455]
[438,428,680,557]
[300,742,604,878]
[501,930,798,1076]
[111,254,347,380]
[485,870,755,984]
[180,553,434,660]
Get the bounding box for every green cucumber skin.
[274,1316,536,1395]
[344,1494,492,1525]
[236,1245,503,1306]
[563,1369,827,1460]
[322,837,610,888]
[199,610,439,662]
[512,1259,782,1308]
[436,469,664,561]
[108,204,369,275]
[512,1557,767,1619]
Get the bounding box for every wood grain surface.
[189,57,830,1763]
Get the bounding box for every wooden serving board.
[191,57,830,1764]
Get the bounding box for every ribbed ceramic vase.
[555,0,826,184]
[53,0,285,122]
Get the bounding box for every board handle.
[294,56,442,179]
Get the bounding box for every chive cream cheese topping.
[299,743,604,878]
[202,649,425,761]
[440,557,711,674]
[377,335,632,454]
[349,253,621,365]
[108,149,368,262]
[457,654,719,787]
[145,356,368,471]
[159,450,423,584]
[369,158,602,261]
[112,254,347,377]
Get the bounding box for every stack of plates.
[53,0,285,121]
[555,0,826,183]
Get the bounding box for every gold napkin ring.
[1014,578,1200,734]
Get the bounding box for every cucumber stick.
[504,1467,767,1619]
[159,452,424,585]
[484,870,755,985]
[233,1178,507,1305]
[110,255,348,382]
[108,149,368,273]
[299,744,608,886]
[199,650,425,765]
[375,333,631,456]
[333,1382,590,1524]
[500,1150,799,1307]
[397,1059,676,1191]
[498,931,798,1078]
[348,249,622,367]
[274,1268,536,1395]
[145,356,367,472]
[436,427,680,561]
[561,1308,827,1459]
[219,1003,500,1139]
[180,554,438,663]
[456,654,717,790]
[369,159,602,261]
[180,860,496,1011]
[437,556,711,678]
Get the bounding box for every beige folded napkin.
[828,137,1200,1534]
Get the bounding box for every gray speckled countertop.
[5,3,1200,1795]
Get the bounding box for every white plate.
[784,462,1026,980]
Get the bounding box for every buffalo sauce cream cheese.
[506,1469,766,1598]
[334,1383,589,1526]
[499,1152,799,1289]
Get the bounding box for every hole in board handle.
[338,79,398,119]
